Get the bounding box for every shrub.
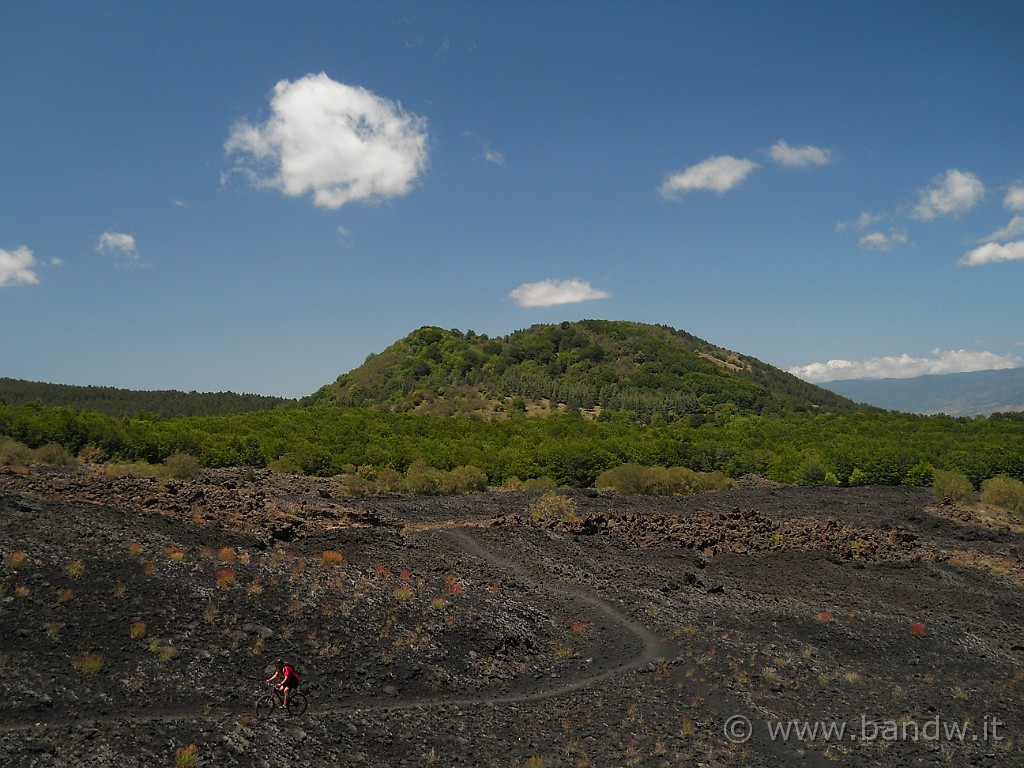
[129,621,147,640]
[909,622,927,637]
[337,472,370,497]
[0,437,31,466]
[175,744,200,768]
[405,460,443,495]
[932,469,975,504]
[3,551,28,570]
[980,475,1024,516]
[321,550,346,567]
[267,457,303,475]
[77,445,108,464]
[163,452,201,480]
[214,569,236,588]
[522,476,557,491]
[72,653,105,675]
[443,465,489,494]
[33,442,77,467]
[374,467,404,493]
[67,560,86,578]
[527,491,578,523]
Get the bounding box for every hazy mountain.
[304,320,864,421]
[823,367,1024,417]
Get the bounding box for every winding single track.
[1,525,673,731]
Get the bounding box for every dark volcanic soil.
[2,467,1023,767]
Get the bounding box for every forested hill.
[0,378,292,419]
[303,320,865,422]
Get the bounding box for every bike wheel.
[255,693,277,719]
[286,690,308,716]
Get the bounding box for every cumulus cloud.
[858,230,908,251]
[769,140,832,168]
[0,246,40,287]
[958,240,1024,267]
[225,72,429,210]
[659,155,758,197]
[508,278,611,308]
[978,215,1024,244]
[911,169,985,220]
[1005,185,1024,210]
[95,232,138,260]
[790,349,1022,383]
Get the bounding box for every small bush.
[33,442,77,467]
[267,457,303,475]
[72,653,105,675]
[77,444,108,464]
[374,467,404,493]
[443,465,489,494]
[67,560,86,578]
[980,475,1024,516]
[163,452,201,480]
[522,476,557,491]
[214,569,236,588]
[3,551,28,570]
[932,469,975,504]
[321,550,346,567]
[129,621,147,640]
[0,437,31,466]
[175,744,200,768]
[405,460,444,495]
[527,491,578,523]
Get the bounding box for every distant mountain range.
[823,367,1024,417]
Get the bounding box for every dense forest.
[0,378,291,418]
[3,321,1022,491]
[2,400,1022,490]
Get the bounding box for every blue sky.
[2,1,1023,398]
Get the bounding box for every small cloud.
[659,155,759,197]
[0,246,40,287]
[225,72,429,210]
[96,232,138,260]
[911,169,985,221]
[1005,185,1024,211]
[958,240,1024,267]
[769,140,832,169]
[508,278,611,308]
[483,145,505,166]
[171,199,189,208]
[978,215,1024,244]
[790,348,1023,383]
[858,230,908,251]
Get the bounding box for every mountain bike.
[255,682,308,717]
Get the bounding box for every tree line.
[1,400,1021,490]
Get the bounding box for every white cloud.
[768,140,832,169]
[659,155,759,197]
[958,240,1024,266]
[483,145,505,166]
[1005,185,1024,210]
[911,169,985,220]
[225,72,429,210]
[978,215,1024,244]
[0,246,40,287]
[95,232,138,260]
[508,278,611,308]
[859,230,908,251]
[790,348,1022,382]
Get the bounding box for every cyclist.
[266,659,300,709]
